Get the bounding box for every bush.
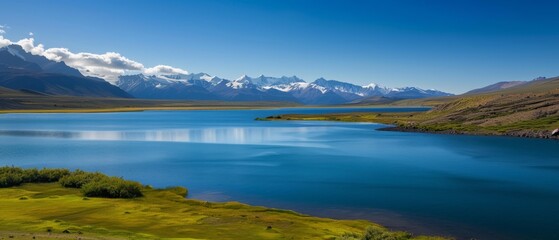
[81,177,143,198]
[336,227,412,240]
[0,166,70,187]
[59,170,106,188]
[1,166,145,199]
[336,232,360,240]
[36,168,71,182]
[362,227,411,240]
[0,172,23,187]
[20,168,39,182]
[0,166,24,187]
[60,170,144,198]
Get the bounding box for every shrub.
[81,177,143,198]
[362,227,411,240]
[21,168,40,182]
[1,166,146,199]
[0,172,23,187]
[336,232,360,240]
[59,170,106,188]
[36,168,71,182]
[0,166,70,187]
[336,227,412,240]
[60,170,144,198]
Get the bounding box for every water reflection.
[0,127,328,147]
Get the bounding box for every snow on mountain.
[263,82,329,94]
[115,73,453,104]
[385,87,452,98]
[313,78,363,94]
[227,75,305,89]
[363,83,378,88]
[115,74,218,100]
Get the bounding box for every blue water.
[0,108,557,240]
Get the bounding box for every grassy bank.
[259,111,559,139]
[0,167,448,240]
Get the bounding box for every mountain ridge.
[464,80,529,94]
[116,73,453,104]
[0,45,132,98]
[0,43,454,104]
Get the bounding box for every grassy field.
[262,77,559,139]
[0,169,448,240]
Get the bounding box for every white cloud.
[144,65,188,75]
[29,32,33,36]
[0,36,11,48]
[0,25,11,47]
[0,33,190,82]
[16,38,45,55]
[42,47,145,80]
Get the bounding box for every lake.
[0,108,557,240]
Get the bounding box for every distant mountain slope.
[116,74,217,100]
[5,45,84,77]
[465,81,528,94]
[0,45,131,98]
[0,49,42,72]
[349,96,400,105]
[0,69,131,98]
[211,80,299,102]
[116,73,453,104]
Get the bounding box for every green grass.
[0,168,449,240]
[484,116,559,133]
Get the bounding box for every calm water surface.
[0,108,558,240]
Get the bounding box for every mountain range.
[0,44,455,104]
[115,73,453,105]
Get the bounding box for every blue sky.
[1,0,558,93]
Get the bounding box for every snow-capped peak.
[236,74,250,81]
[115,72,453,104]
[363,83,378,88]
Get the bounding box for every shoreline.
[257,112,559,141]
[0,167,448,240]
[0,105,431,114]
[3,105,554,140]
[0,106,289,114]
[377,126,559,140]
